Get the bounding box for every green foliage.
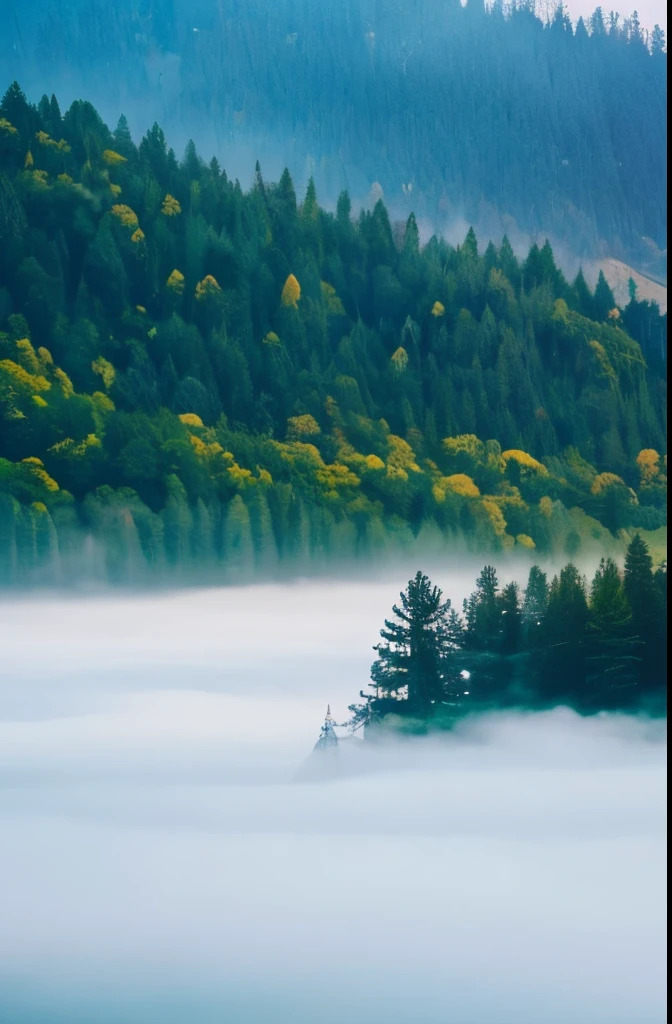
[0,92,666,584]
[355,539,665,731]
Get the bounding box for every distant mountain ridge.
[1,0,666,270]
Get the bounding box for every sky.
[0,581,667,1024]
[538,0,666,31]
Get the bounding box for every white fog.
[0,576,666,1023]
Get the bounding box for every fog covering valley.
[0,574,666,1023]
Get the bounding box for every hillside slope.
[0,87,667,584]
[0,0,666,267]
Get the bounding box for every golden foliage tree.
[445,473,480,498]
[281,274,301,308]
[287,414,321,441]
[103,149,127,165]
[166,269,185,294]
[111,204,139,228]
[390,346,409,374]
[636,449,660,483]
[161,194,182,217]
[195,275,221,301]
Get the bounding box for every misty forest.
[0,0,667,272]
[0,83,667,589]
[0,1,667,1022]
[355,536,666,734]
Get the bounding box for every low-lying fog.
[0,576,667,1024]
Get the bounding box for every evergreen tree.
[593,270,616,320]
[498,581,522,655]
[465,565,500,650]
[543,564,589,701]
[623,533,663,690]
[586,557,641,704]
[367,571,463,717]
[522,565,549,646]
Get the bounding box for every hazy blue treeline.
[1,0,666,268]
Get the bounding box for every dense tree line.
[0,0,666,266]
[352,535,667,729]
[0,86,667,585]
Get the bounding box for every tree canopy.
[351,535,666,733]
[0,0,666,267]
[0,87,667,585]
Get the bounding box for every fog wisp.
[0,580,666,1024]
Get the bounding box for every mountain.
[0,86,667,585]
[586,259,667,315]
[0,0,667,272]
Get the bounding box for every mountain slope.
[0,87,667,584]
[0,0,666,268]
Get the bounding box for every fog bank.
[0,583,666,1023]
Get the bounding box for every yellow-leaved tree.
[103,149,127,166]
[390,346,409,374]
[161,194,182,217]
[166,270,185,295]
[91,357,116,390]
[179,413,204,428]
[636,449,660,483]
[286,414,321,441]
[445,473,480,498]
[281,274,301,308]
[516,534,536,549]
[502,449,548,475]
[195,275,221,301]
[111,204,139,228]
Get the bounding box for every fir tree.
[593,270,616,320]
[543,564,589,701]
[586,557,641,704]
[367,571,464,718]
[498,581,522,655]
[522,565,549,646]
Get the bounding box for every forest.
[0,0,667,269]
[353,536,667,730]
[0,84,667,585]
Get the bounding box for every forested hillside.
[0,85,667,584]
[0,0,666,268]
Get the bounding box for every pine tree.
[624,534,656,621]
[403,212,420,256]
[366,571,463,718]
[522,565,549,646]
[593,269,616,320]
[623,534,662,691]
[571,268,594,318]
[543,563,589,701]
[586,557,641,705]
[465,565,500,650]
[498,581,522,654]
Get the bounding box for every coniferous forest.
[353,539,667,731]
[0,83,667,585]
[0,0,666,269]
